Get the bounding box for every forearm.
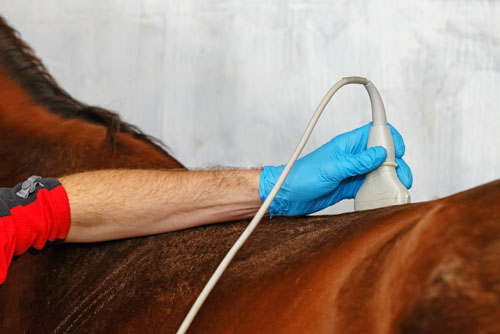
[61,169,262,243]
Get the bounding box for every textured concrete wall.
[2,0,499,213]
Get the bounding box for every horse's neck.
[0,66,183,186]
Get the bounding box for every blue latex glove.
[260,123,412,216]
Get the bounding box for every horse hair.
[0,15,167,151]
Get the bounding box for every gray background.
[2,0,499,214]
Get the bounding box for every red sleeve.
[0,177,71,285]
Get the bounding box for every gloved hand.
[259,123,412,216]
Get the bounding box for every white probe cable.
[176,76,370,334]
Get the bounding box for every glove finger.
[305,182,351,214]
[340,146,387,178]
[388,123,406,158]
[396,157,413,189]
[336,174,365,200]
[334,123,372,153]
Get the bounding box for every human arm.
[62,169,262,243]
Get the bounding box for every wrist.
[259,165,288,217]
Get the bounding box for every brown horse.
[0,16,498,334]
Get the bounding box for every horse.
[0,16,498,333]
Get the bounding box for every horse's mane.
[0,15,166,149]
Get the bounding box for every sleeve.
[0,176,71,285]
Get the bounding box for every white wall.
[1,0,499,214]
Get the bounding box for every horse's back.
[0,180,498,334]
